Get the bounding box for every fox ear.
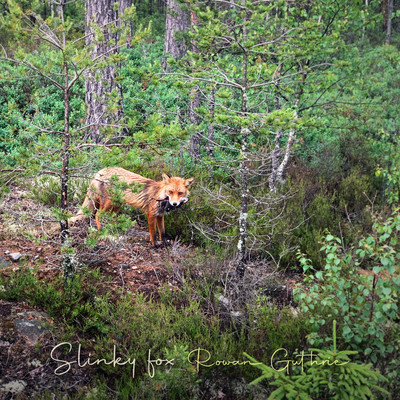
[185,177,194,188]
[162,173,170,183]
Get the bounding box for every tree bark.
[189,10,202,160]
[383,0,388,30]
[236,5,249,278]
[236,126,249,278]
[206,88,215,157]
[386,0,394,44]
[59,0,77,277]
[362,0,368,38]
[85,0,123,143]
[164,0,190,59]
[60,0,69,244]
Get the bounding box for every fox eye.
[178,192,183,196]
[168,190,173,195]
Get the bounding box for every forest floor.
[0,185,194,295]
[0,185,197,398]
[0,185,298,399]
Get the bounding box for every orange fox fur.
[69,167,194,246]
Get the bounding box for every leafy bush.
[0,266,109,328]
[295,211,400,392]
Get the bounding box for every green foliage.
[120,40,191,161]
[188,162,377,269]
[27,174,89,207]
[295,212,400,389]
[2,0,400,396]
[376,137,400,205]
[93,210,136,236]
[0,261,315,398]
[29,175,61,205]
[245,321,389,400]
[298,44,400,183]
[0,266,109,328]
[133,344,200,399]
[248,303,310,356]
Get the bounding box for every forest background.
[0,0,400,398]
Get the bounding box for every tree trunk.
[189,91,201,160]
[386,0,394,44]
[164,0,189,59]
[60,73,76,278]
[362,0,368,39]
[236,126,249,278]
[85,0,123,143]
[189,10,202,160]
[383,0,388,30]
[60,0,69,244]
[206,88,215,157]
[236,8,249,278]
[59,0,77,277]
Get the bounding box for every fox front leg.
[156,216,168,247]
[147,214,158,247]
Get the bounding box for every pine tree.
[169,0,346,276]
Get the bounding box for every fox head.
[162,173,194,207]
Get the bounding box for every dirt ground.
[0,185,194,293]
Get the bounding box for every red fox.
[69,167,194,246]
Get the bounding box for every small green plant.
[293,210,400,397]
[135,344,200,399]
[295,212,400,364]
[245,321,390,399]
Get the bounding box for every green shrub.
[0,267,109,329]
[294,211,400,392]
[248,303,310,357]
[245,321,389,399]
